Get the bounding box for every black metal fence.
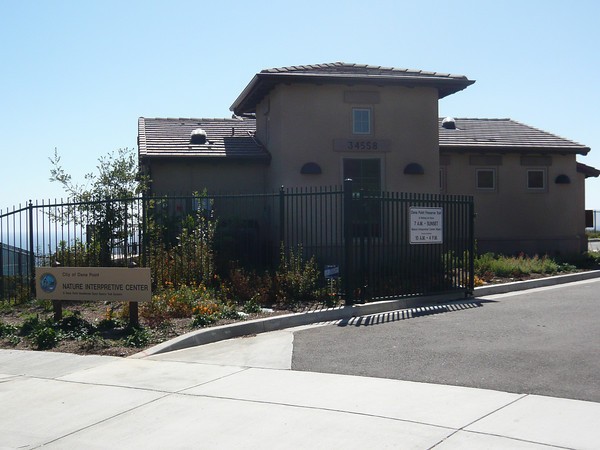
[0,182,474,304]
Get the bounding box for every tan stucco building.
[138,62,598,256]
[439,118,598,255]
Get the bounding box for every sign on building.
[409,207,443,244]
[36,267,152,302]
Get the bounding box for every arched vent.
[404,163,424,175]
[300,162,322,175]
[190,128,207,144]
[555,174,571,184]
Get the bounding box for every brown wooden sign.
[36,267,152,302]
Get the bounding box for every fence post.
[28,200,36,299]
[343,179,353,305]
[279,185,285,244]
[129,261,139,327]
[141,196,148,268]
[51,261,62,321]
[468,197,475,295]
[0,243,4,299]
[123,199,128,266]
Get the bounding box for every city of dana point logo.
[39,273,57,293]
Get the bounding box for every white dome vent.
[190,128,207,144]
[442,117,456,129]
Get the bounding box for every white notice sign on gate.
[410,207,443,244]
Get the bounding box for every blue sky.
[1,0,599,210]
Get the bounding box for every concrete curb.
[131,292,466,358]
[131,270,600,358]
[473,269,600,296]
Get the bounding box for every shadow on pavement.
[338,299,497,327]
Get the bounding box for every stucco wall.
[146,160,267,195]
[256,83,440,193]
[442,152,586,255]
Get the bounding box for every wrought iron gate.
[1,184,474,303]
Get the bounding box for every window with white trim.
[352,108,371,134]
[476,168,496,190]
[527,169,546,190]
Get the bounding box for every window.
[527,169,546,190]
[352,108,371,134]
[476,168,496,190]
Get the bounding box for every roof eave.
[137,117,147,157]
[139,154,271,163]
[577,162,600,178]
[231,72,475,115]
[440,145,590,156]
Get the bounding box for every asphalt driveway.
[292,279,600,402]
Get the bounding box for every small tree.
[49,147,148,266]
[49,147,145,201]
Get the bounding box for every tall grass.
[475,253,574,279]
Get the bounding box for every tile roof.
[261,62,467,79]
[439,118,590,155]
[138,117,591,160]
[231,62,475,114]
[138,117,270,161]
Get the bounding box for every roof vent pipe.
[190,128,207,144]
[442,117,456,129]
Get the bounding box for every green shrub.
[31,327,59,350]
[0,321,18,338]
[79,333,110,351]
[19,314,43,336]
[242,297,261,314]
[220,302,242,320]
[124,327,150,348]
[96,318,124,331]
[275,245,320,305]
[58,313,95,339]
[147,192,217,289]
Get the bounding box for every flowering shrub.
[141,283,215,325]
[191,300,221,327]
[473,275,485,287]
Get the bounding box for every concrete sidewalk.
[2,274,600,449]
[1,328,599,449]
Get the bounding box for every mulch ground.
[0,300,293,357]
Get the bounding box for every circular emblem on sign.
[39,273,57,293]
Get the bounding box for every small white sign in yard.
[410,207,443,244]
[324,265,339,278]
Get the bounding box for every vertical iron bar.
[124,199,129,266]
[343,178,353,305]
[141,196,148,267]
[468,197,475,295]
[279,186,285,245]
[28,201,36,299]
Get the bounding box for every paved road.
[292,279,600,402]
